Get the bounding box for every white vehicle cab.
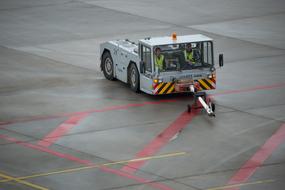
[100,33,224,95]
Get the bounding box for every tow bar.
[187,85,215,117]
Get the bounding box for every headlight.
[153,79,163,83]
[208,73,216,79]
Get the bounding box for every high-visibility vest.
[184,50,195,63]
[155,55,164,70]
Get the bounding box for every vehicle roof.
[139,34,213,46]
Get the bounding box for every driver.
[184,43,195,64]
[154,47,165,71]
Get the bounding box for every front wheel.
[129,64,140,92]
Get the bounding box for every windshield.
[153,41,213,72]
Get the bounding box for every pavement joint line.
[34,114,179,148]
[0,171,49,190]
[244,102,285,112]
[210,82,285,97]
[206,179,275,190]
[0,0,74,12]
[0,99,177,126]
[211,102,285,124]
[216,53,285,66]
[145,161,285,185]
[0,151,188,183]
[0,117,177,147]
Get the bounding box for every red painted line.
[226,123,285,190]
[121,108,202,174]
[212,82,285,97]
[37,114,89,147]
[120,82,285,174]
[1,82,284,127]
[0,134,174,190]
[35,100,180,147]
[1,82,285,127]
[0,99,177,126]
[0,134,93,165]
[100,166,173,190]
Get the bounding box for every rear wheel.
[129,63,140,92]
[102,52,114,80]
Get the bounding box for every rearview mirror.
[140,61,145,74]
[219,54,224,67]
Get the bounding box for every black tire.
[102,52,114,80]
[211,102,216,112]
[129,63,140,92]
[187,104,191,113]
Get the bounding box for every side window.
[142,46,152,72]
[203,42,213,65]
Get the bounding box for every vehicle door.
[115,46,128,83]
[140,45,153,92]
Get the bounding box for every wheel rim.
[105,58,113,75]
[131,68,136,87]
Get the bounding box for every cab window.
[141,46,152,72]
[203,41,213,66]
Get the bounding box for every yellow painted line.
[159,82,172,94]
[0,172,48,190]
[199,79,210,90]
[166,84,175,94]
[0,151,187,183]
[207,179,275,190]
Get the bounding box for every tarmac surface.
[0,0,285,190]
